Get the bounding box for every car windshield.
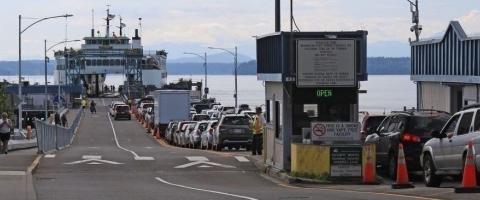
[406,114,451,136]
[194,115,210,121]
[198,123,209,131]
[116,106,129,112]
[222,116,250,125]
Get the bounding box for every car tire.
[423,154,442,187]
[388,154,397,180]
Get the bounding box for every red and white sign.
[311,122,360,142]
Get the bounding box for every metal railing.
[35,109,83,153]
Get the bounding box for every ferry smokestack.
[91,29,95,37]
[275,0,280,32]
[135,29,139,38]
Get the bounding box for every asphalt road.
[33,98,440,200]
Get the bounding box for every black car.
[365,110,451,179]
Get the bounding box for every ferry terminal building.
[411,21,480,113]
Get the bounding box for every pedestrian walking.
[54,112,61,126]
[90,100,96,114]
[61,113,68,127]
[81,98,87,110]
[0,112,13,154]
[250,107,266,156]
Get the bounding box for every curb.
[27,154,42,174]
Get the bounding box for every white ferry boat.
[53,8,167,97]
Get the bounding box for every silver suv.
[421,104,480,187]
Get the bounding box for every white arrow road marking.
[44,154,56,158]
[104,101,155,161]
[82,155,101,160]
[0,171,27,176]
[155,177,258,200]
[87,162,103,165]
[64,159,123,165]
[186,156,209,161]
[175,157,236,169]
[234,156,249,162]
[198,165,212,168]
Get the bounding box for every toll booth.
[256,31,368,174]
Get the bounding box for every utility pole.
[44,39,48,120]
[407,0,422,42]
[234,46,238,109]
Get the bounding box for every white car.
[421,104,480,187]
[188,121,209,149]
[201,120,219,150]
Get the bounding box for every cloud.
[457,10,480,34]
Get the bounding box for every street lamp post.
[44,39,81,120]
[183,52,208,99]
[208,46,238,108]
[18,14,73,130]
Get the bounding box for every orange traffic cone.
[455,141,480,193]
[391,143,414,189]
[363,145,377,184]
[155,128,161,139]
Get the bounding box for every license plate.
[232,129,243,134]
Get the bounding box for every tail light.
[401,132,421,143]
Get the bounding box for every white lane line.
[82,155,101,160]
[0,171,27,176]
[155,177,258,200]
[186,156,209,161]
[44,154,56,158]
[234,156,249,162]
[105,102,155,161]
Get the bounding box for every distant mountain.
[367,57,410,75]
[0,57,410,76]
[168,52,252,63]
[0,60,55,75]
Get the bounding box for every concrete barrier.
[290,143,376,180]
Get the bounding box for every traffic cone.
[363,144,377,184]
[391,143,415,189]
[455,141,480,193]
[155,128,161,139]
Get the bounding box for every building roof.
[411,21,480,46]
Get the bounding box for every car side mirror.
[431,130,446,138]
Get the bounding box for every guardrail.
[35,109,83,154]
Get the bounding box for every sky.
[0,0,479,61]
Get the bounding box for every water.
[0,75,415,113]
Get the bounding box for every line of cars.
[363,105,480,187]
[165,104,254,151]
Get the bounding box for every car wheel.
[388,154,397,180]
[245,145,251,151]
[423,154,442,187]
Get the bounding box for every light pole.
[208,46,238,108]
[184,52,208,99]
[18,14,73,130]
[44,39,81,120]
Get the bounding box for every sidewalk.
[0,149,40,200]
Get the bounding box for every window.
[378,116,391,134]
[474,111,480,131]
[265,100,270,123]
[86,60,91,66]
[457,112,474,135]
[275,101,280,138]
[442,114,460,136]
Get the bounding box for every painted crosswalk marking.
[186,156,209,161]
[44,154,56,158]
[234,156,249,162]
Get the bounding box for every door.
[374,116,392,163]
[445,112,474,170]
[435,114,460,170]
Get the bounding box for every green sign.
[316,89,333,98]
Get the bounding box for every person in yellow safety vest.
[250,107,266,156]
[81,99,87,110]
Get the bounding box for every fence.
[35,109,83,154]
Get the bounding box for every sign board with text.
[296,40,356,87]
[311,122,360,142]
[330,146,362,177]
